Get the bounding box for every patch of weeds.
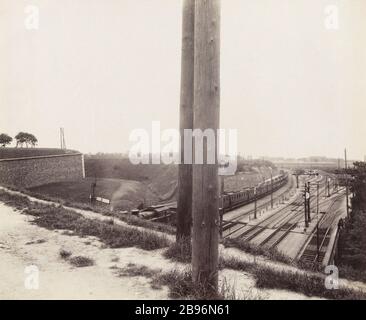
[222,237,293,265]
[152,268,223,300]
[219,256,253,272]
[116,264,160,278]
[253,265,366,300]
[0,190,31,210]
[59,249,72,259]
[219,255,366,300]
[69,256,95,267]
[25,239,46,245]
[164,237,191,263]
[23,204,169,251]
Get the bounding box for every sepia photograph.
[0,0,366,307]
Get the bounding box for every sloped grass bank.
[0,185,175,235]
[0,189,169,251]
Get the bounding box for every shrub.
[69,256,95,267]
[59,249,72,259]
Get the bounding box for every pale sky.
[0,0,365,160]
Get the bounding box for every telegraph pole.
[324,176,328,197]
[327,177,330,197]
[177,0,195,241]
[192,0,221,294]
[254,187,257,219]
[316,183,319,217]
[304,184,309,228]
[60,128,66,150]
[316,182,320,262]
[270,171,273,208]
[307,181,311,223]
[345,148,349,218]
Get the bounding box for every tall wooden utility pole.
[316,182,320,263]
[192,0,221,293]
[177,0,195,241]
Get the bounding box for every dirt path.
[0,202,170,299]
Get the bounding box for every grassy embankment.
[337,162,366,283]
[2,184,175,235]
[0,190,169,251]
[162,237,366,300]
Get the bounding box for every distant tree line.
[236,156,276,172]
[0,132,38,148]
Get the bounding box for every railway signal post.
[192,0,221,294]
[307,182,311,223]
[293,172,299,188]
[304,185,308,228]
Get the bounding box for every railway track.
[223,194,305,239]
[236,199,304,241]
[222,177,300,236]
[223,175,322,238]
[221,173,346,264]
[224,175,334,245]
[299,227,330,266]
[258,190,345,250]
[297,192,345,267]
